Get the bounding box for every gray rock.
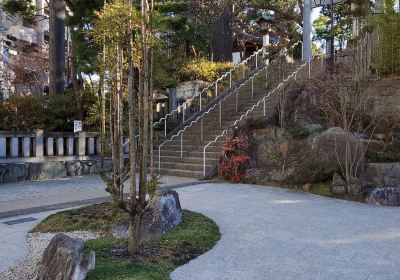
[332,173,346,187]
[113,190,182,239]
[0,163,29,183]
[362,162,400,189]
[302,183,311,192]
[303,124,324,134]
[347,182,361,195]
[331,185,347,195]
[29,162,67,181]
[365,187,400,206]
[35,233,95,280]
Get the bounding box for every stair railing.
[202,57,316,176]
[153,47,265,137]
[157,42,303,172]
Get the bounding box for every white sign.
[311,0,344,8]
[74,120,82,133]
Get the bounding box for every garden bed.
[31,204,220,280]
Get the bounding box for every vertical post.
[308,60,311,79]
[203,147,206,176]
[34,129,44,157]
[23,137,30,157]
[263,97,266,116]
[251,77,254,99]
[88,137,95,155]
[47,137,54,156]
[235,90,239,113]
[219,103,222,127]
[182,103,186,122]
[302,0,312,61]
[229,72,232,88]
[201,119,203,141]
[0,137,6,157]
[255,52,258,69]
[215,82,218,97]
[11,137,18,157]
[164,119,167,137]
[67,137,74,155]
[158,146,161,171]
[180,132,183,158]
[78,132,86,156]
[56,137,64,156]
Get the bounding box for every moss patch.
[30,202,129,233]
[85,211,220,280]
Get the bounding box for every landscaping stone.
[331,185,347,195]
[365,187,400,206]
[332,173,346,187]
[35,233,95,280]
[347,181,362,196]
[112,190,182,239]
[29,162,68,181]
[302,183,311,192]
[361,162,400,189]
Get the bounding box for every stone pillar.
[0,137,6,157]
[11,137,18,157]
[78,132,86,156]
[23,137,31,157]
[47,137,54,156]
[56,137,64,156]
[67,137,74,156]
[88,137,95,155]
[34,129,44,157]
[302,0,312,61]
[96,137,101,155]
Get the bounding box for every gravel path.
[172,183,400,280]
[0,231,101,280]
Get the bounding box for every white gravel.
[0,231,102,280]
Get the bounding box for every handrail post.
[180,132,183,158]
[263,97,266,116]
[229,72,232,88]
[235,90,239,113]
[183,103,186,122]
[251,77,254,99]
[158,146,161,171]
[219,103,222,127]
[164,118,167,137]
[203,146,206,176]
[215,82,218,97]
[255,52,258,69]
[308,60,311,79]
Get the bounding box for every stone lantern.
[256,12,275,59]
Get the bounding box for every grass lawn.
[32,204,220,280]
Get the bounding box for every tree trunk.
[210,2,233,62]
[128,213,142,255]
[139,0,150,204]
[49,0,66,95]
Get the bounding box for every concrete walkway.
[172,183,400,280]
[0,174,199,218]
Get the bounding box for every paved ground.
[172,183,400,280]
[0,174,199,218]
[1,180,400,279]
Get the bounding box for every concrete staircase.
[156,58,323,179]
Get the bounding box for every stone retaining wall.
[0,159,112,183]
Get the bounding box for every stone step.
[158,168,204,179]
[157,155,219,165]
[160,161,213,172]
[155,150,221,158]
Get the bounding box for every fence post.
[47,137,54,156]
[11,137,18,157]
[23,137,30,157]
[56,137,64,156]
[67,137,74,156]
[34,129,44,157]
[78,132,86,156]
[0,137,6,157]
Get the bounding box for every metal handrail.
[202,58,312,176]
[157,42,303,172]
[157,64,268,171]
[153,47,265,136]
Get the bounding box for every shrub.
[292,160,340,184]
[218,137,250,182]
[179,59,234,82]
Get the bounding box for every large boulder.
[365,187,400,206]
[35,233,95,280]
[113,190,182,238]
